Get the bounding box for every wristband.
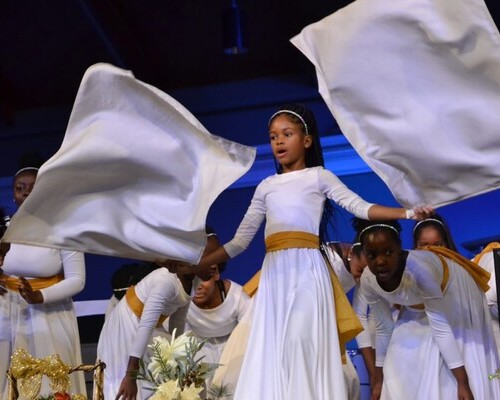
[405,209,415,219]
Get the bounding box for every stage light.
[223,0,248,55]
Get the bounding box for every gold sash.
[473,242,500,265]
[0,273,64,291]
[243,231,363,364]
[401,247,489,310]
[125,286,168,328]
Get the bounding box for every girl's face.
[416,226,445,248]
[362,230,402,283]
[348,246,367,283]
[269,114,312,173]
[192,266,221,308]
[192,235,221,308]
[13,171,37,207]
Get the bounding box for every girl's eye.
[15,185,26,192]
[285,132,292,137]
[385,250,393,256]
[270,135,276,141]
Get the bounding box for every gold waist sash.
[265,231,320,252]
[125,286,168,328]
[244,231,363,364]
[0,273,64,291]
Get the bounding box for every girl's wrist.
[405,209,415,219]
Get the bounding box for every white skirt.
[0,291,85,398]
[382,282,500,399]
[233,247,347,400]
[381,307,455,400]
[97,299,169,400]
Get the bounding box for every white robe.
[360,250,500,399]
[0,244,86,398]
[478,251,500,358]
[186,281,251,389]
[222,167,373,400]
[97,268,190,400]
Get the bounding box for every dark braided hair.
[269,103,334,243]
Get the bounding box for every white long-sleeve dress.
[97,268,191,400]
[186,281,251,389]
[223,166,373,400]
[324,244,361,400]
[478,251,500,357]
[0,244,86,398]
[359,250,500,400]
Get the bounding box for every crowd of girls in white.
[0,104,499,400]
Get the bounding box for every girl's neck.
[281,163,308,173]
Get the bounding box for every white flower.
[150,380,181,400]
[148,329,192,380]
[179,383,203,400]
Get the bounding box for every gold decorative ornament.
[7,348,106,400]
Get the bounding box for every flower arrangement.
[489,369,500,381]
[137,330,231,400]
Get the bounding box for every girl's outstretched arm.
[159,246,231,280]
[367,205,434,221]
[194,246,230,279]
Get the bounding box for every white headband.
[359,224,400,240]
[347,242,361,260]
[350,242,361,252]
[269,110,309,135]
[413,218,444,233]
[15,167,39,176]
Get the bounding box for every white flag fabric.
[291,0,500,208]
[4,63,256,264]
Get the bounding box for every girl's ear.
[304,135,313,148]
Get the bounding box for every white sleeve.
[480,253,498,312]
[130,274,179,358]
[352,286,373,349]
[318,168,373,219]
[371,299,396,367]
[416,253,464,369]
[358,277,395,367]
[223,183,266,258]
[41,250,86,303]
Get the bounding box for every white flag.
[291,0,500,208]
[4,63,256,263]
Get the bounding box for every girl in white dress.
[473,242,500,358]
[357,219,500,400]
[179,104,432,400]
[0,167,86,398]
[186,232,251,391]
[97,266,192,400]
[366,215,462,400]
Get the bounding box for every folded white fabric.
[4,63,256,263]
[291,0,500,208]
